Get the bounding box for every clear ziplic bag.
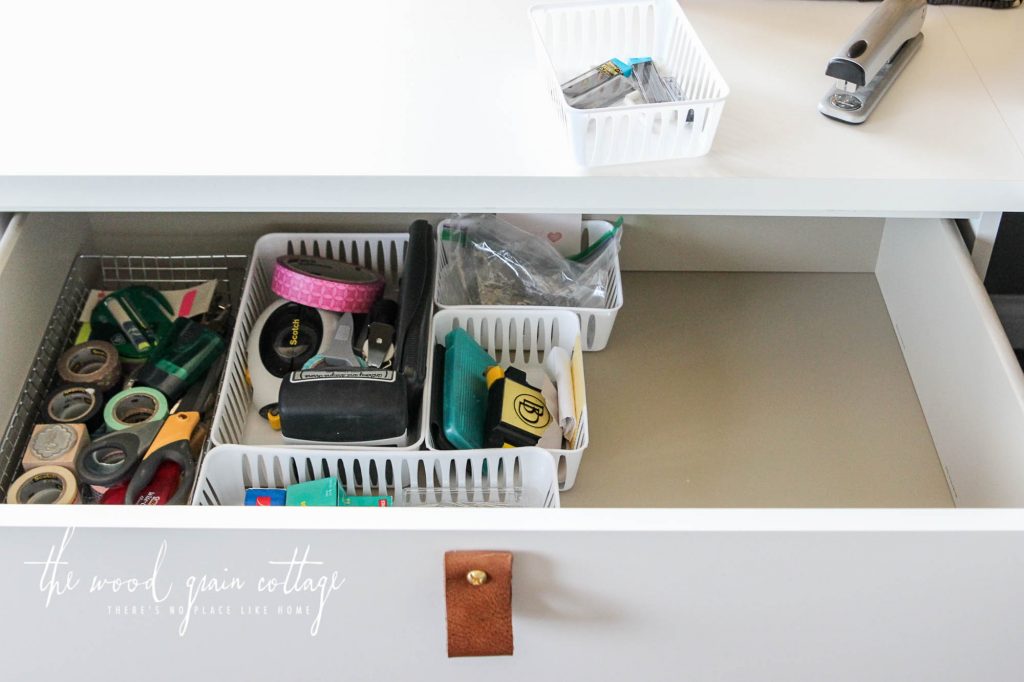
[437,214,621,308]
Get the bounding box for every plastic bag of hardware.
[438,214,621,308]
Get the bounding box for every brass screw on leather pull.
[466,569,489,586]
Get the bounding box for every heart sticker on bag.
[547,232,563,244]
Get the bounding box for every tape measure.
[483,366,550,448]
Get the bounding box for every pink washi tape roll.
[271,255,385,313]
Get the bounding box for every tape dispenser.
[246,299,340,421]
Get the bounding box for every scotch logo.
[513,394,550,428]
[289,319,301,346]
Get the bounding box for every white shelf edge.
[0,176,1021,217]
[3,506,1024,532]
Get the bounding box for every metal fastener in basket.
[530,0,730,166]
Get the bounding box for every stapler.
[819,0,926,124]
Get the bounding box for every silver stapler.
[819,0,927,124]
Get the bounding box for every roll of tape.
[44,384,105,432]
[57,340,122,392]
[103,387,169,431]
[7,466,79,504]
[22,423,89,471]
[271,255,384,313]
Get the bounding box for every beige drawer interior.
[1,212,1022,510]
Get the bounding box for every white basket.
[529,0,730,166]
[209,232,422,449]
[424,308,589,491]
[435,217,624,351]
[193,445,560,508]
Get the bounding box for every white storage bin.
[424,308,590,491]
[530,0,730,166]
[208,232,422,449]
[193,444,560,508]
[436,217,624,351]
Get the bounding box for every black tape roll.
[44,384,105,433]
[125,440,195,506]
[74,420,163,488]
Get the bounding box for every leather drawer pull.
[444,550,513,657]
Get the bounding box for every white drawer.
[1,212,1023,680]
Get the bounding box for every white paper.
[497,213,583,257]
[544,346,577,439]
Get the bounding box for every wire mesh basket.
[0,253,249,500]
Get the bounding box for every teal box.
[286,478,339,506]
[442,328,496,450]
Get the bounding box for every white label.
[289,370,396,383]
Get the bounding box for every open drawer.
[1,212,1023,679]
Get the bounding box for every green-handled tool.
[133,317,225,404]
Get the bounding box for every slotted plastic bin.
[530,0,730,166]
[435,217,624,351]
[424,308,590,491]
[193,445,560,508]
[208,232,422,449]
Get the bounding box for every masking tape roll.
[57,340,122,393]
[7,466,79,504]
[103,387,169,431]
[271,255,384,313]
[45,384,105,432]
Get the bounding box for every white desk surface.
[0,0,1021,214]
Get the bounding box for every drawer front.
[2,520,1023,680]
[2,212,1024,680]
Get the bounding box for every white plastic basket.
[530,0,730,166]
[424,308,589,491]
[209,232,421,449]
[435,217,624,351]
[193,445,560,508]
